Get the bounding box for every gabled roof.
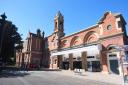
[97,11,121,24]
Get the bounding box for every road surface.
[0,71,118,85]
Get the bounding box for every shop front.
[50,44,101,72]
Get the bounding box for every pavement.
[0,69,124,85]
[48,69,123,85]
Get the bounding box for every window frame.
[107,24,112,30]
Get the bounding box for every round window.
[107,25,112,30]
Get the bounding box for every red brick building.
[16,11,128,75]
[16,29,49,68]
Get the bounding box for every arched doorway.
[107,45,120,74]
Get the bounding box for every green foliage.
[0,20,22,65]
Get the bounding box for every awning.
[51,44,100,57]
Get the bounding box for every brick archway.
[106,44,120,74]
[106,44,117,50]
[61,40,68,48]
[83,31,99,44]
[70,36,82,47]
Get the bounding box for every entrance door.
[87,61,92,71]
[73,61,82,69]
[92,61,101,72]
[109,60,119,74]
[62,62,69,70]
[108,53,119,74]
[87,61,101,72]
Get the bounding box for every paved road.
[0,71,118,85]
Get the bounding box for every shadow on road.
[40,68,62,71]
[0,67,62,78]
[0,67,30,78]
[0,70,30,78]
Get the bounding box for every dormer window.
[107,25,112,30]
[118,21,122,28]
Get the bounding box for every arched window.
[59,21,63,29]
[86,34,98,43]
[61,40,68,47]
[107,45,117,52]
[70,36,81,47]
[83,31,99,44]
[55,22,57,29]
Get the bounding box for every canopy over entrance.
[51,44,101,57]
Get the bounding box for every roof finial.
[1,12,7,20]
[42,31,45,38]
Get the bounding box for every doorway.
[62,61,69,70]
[108,53,119,74]
[73,61,82,69]
[87,61,101,72]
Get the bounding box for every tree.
[0,13,22,65]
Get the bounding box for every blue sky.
[0,0,128,40]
